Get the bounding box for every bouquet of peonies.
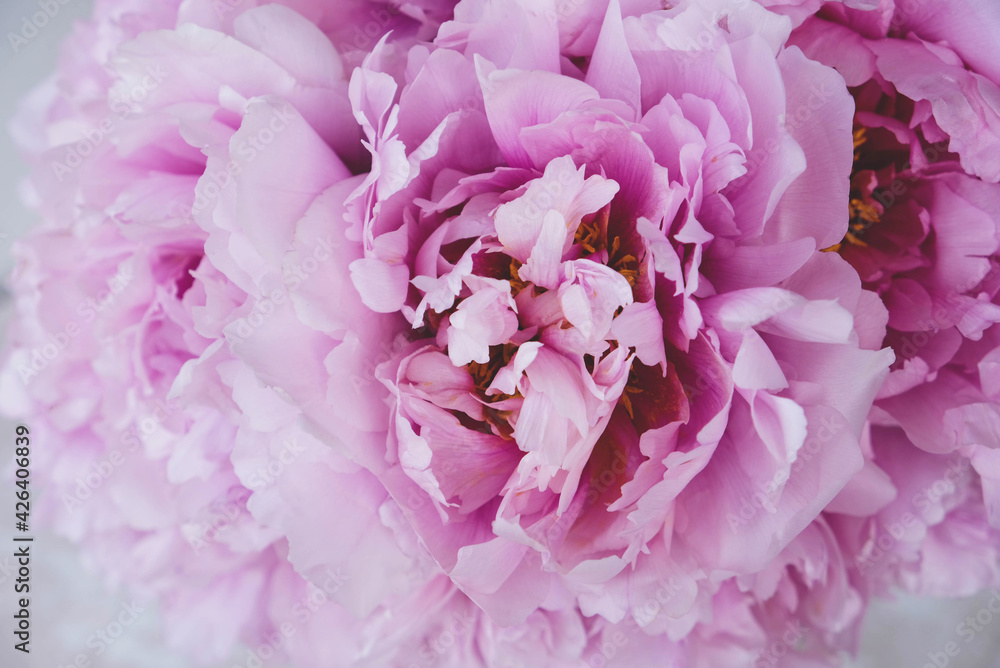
[4,0,1000,665]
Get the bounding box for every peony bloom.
[218,0,893,656]
[0,0,490,665]
[0,1,632,666]
[12,0,1000,666]
[786,0,1000,605]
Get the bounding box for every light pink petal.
[872,39,1000,182]
[732,329,787,391]
[609,301,667,370]
[447,285,519,366]
[763,46,855,250]
[723,36,807,239]
[585,0,641,116]
[349,257,410,313]
[478,64,601,169]
[520,210,571,291]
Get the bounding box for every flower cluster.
[2,0,999,666]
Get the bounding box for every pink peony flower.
[2,2,649,667]
[0,1,497,665]
[9,0,1000,666]
[215,1,893,660]
[787,0,1000,604]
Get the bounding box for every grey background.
[0,0,997,666]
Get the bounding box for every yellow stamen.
[844,232,868,247]
[619,366,644,419]
[614,253,639,287]
[850,197,880,226]
[509,259,528,296]
[574,219,601,254]
[468,343,517,398]
[823,127,880,253]
[853,127,867,162]
[620,384,643,419]
[608,236,641,288]
[467,344,519,438]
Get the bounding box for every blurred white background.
[0,0,997,666]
